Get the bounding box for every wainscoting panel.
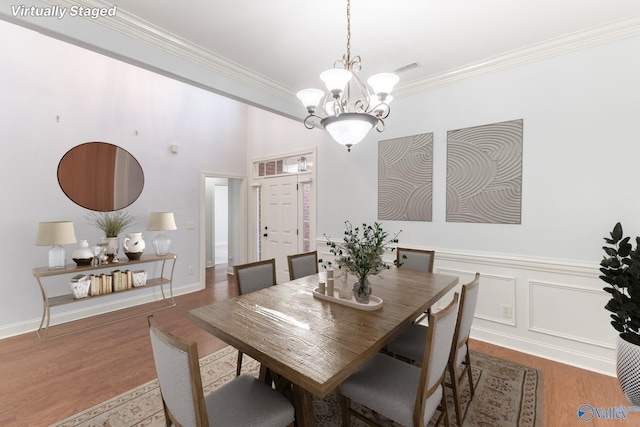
[437,268,516,326]
[529,280,614,349]
[317,239,618,376]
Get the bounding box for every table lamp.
[35,221,77,269]
[146,212,177,255]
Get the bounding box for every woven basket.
[132,270,147,287]
[69,277,90,299]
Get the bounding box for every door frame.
[249,147,317,265]
[200,172,247,280]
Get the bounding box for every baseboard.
[0,281,203,340]
[471,325,617,377]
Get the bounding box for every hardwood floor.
[0,265,631,426]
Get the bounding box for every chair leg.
[449,360,464,427]
[465,351,475,398]
[341,395,352,426]
[440,385,450,427]
[236,351,243,376]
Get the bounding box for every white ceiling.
[94,0,640,99]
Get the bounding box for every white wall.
[3,11,639,375]
[0,20,249,336]
[247,34,640,375]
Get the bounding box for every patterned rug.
[51,346,543,427]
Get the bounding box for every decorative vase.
[102,237,120,263]
[352,276,372,304]
[72,240,93,266]
[123,232,145,260]
[617,336,640,405]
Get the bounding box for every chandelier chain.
[346,0,351,62]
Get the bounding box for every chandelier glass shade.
[296,0,399,152]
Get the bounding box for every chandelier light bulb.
[320,69,352,97]
[296,88,325,113]
[322,113,378,152]
[367,73,400,100]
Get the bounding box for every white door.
[261,175,298,283]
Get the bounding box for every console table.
[32,253,177,340]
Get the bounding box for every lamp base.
[48,245,66,269]
[152,232,172,256]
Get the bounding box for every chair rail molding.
[317,238,614,376]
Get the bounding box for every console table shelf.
[32,253,177,340]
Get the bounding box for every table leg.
[292,384,315,427]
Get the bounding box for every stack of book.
[88,269,143,296]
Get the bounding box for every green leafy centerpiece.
[320,221,400,303]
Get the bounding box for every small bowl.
[73,258,93,266]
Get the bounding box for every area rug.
[51,346,543,427]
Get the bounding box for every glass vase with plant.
[320,221,400,303]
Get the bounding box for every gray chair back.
[287,251,318,280]
[421,294,459,391]
[397,247,435,273]
[453,272,480,365]
[148,315,208,427]
[233,259,277,295]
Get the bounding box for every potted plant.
[600,222,640,405]
[86,210,136,262]
[320,221,400,303]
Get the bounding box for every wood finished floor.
[0,265,631,427]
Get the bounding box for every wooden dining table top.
[187,268,459,399]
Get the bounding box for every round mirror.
[57,142,144,211]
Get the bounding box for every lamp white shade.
[320,68,352,94]
[321,113,377,149]
[35,221,77,246]
[296,88,324,110]
[367,73,399,97]
[146,212,177,231]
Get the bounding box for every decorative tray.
[312,288,383,311]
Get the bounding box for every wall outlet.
[502,304,512,318]
[188,266,195,275]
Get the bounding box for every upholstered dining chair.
[340,293,459,427]
[396,247,435,273]
[386,273,480,426]
[396,247,436,322]
[287,251,318,280]
[147,315,295,427]
[232,258,277,376]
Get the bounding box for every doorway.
[250,149,316,283]
[204,175,245,274]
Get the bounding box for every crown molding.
[42,0,296,103]
[393,15,640,97]
[41,1,640,103]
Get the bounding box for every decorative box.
[69,274,90,299]
[132,270,147,287]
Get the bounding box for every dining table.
[187,267,459,426]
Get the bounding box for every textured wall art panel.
[446,119,523,224]
[378,133,433,221]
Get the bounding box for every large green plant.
[600,222,640,345]
[319,221,400,279]
[86,210,136,238]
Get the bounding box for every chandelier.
[296,0,399,152]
